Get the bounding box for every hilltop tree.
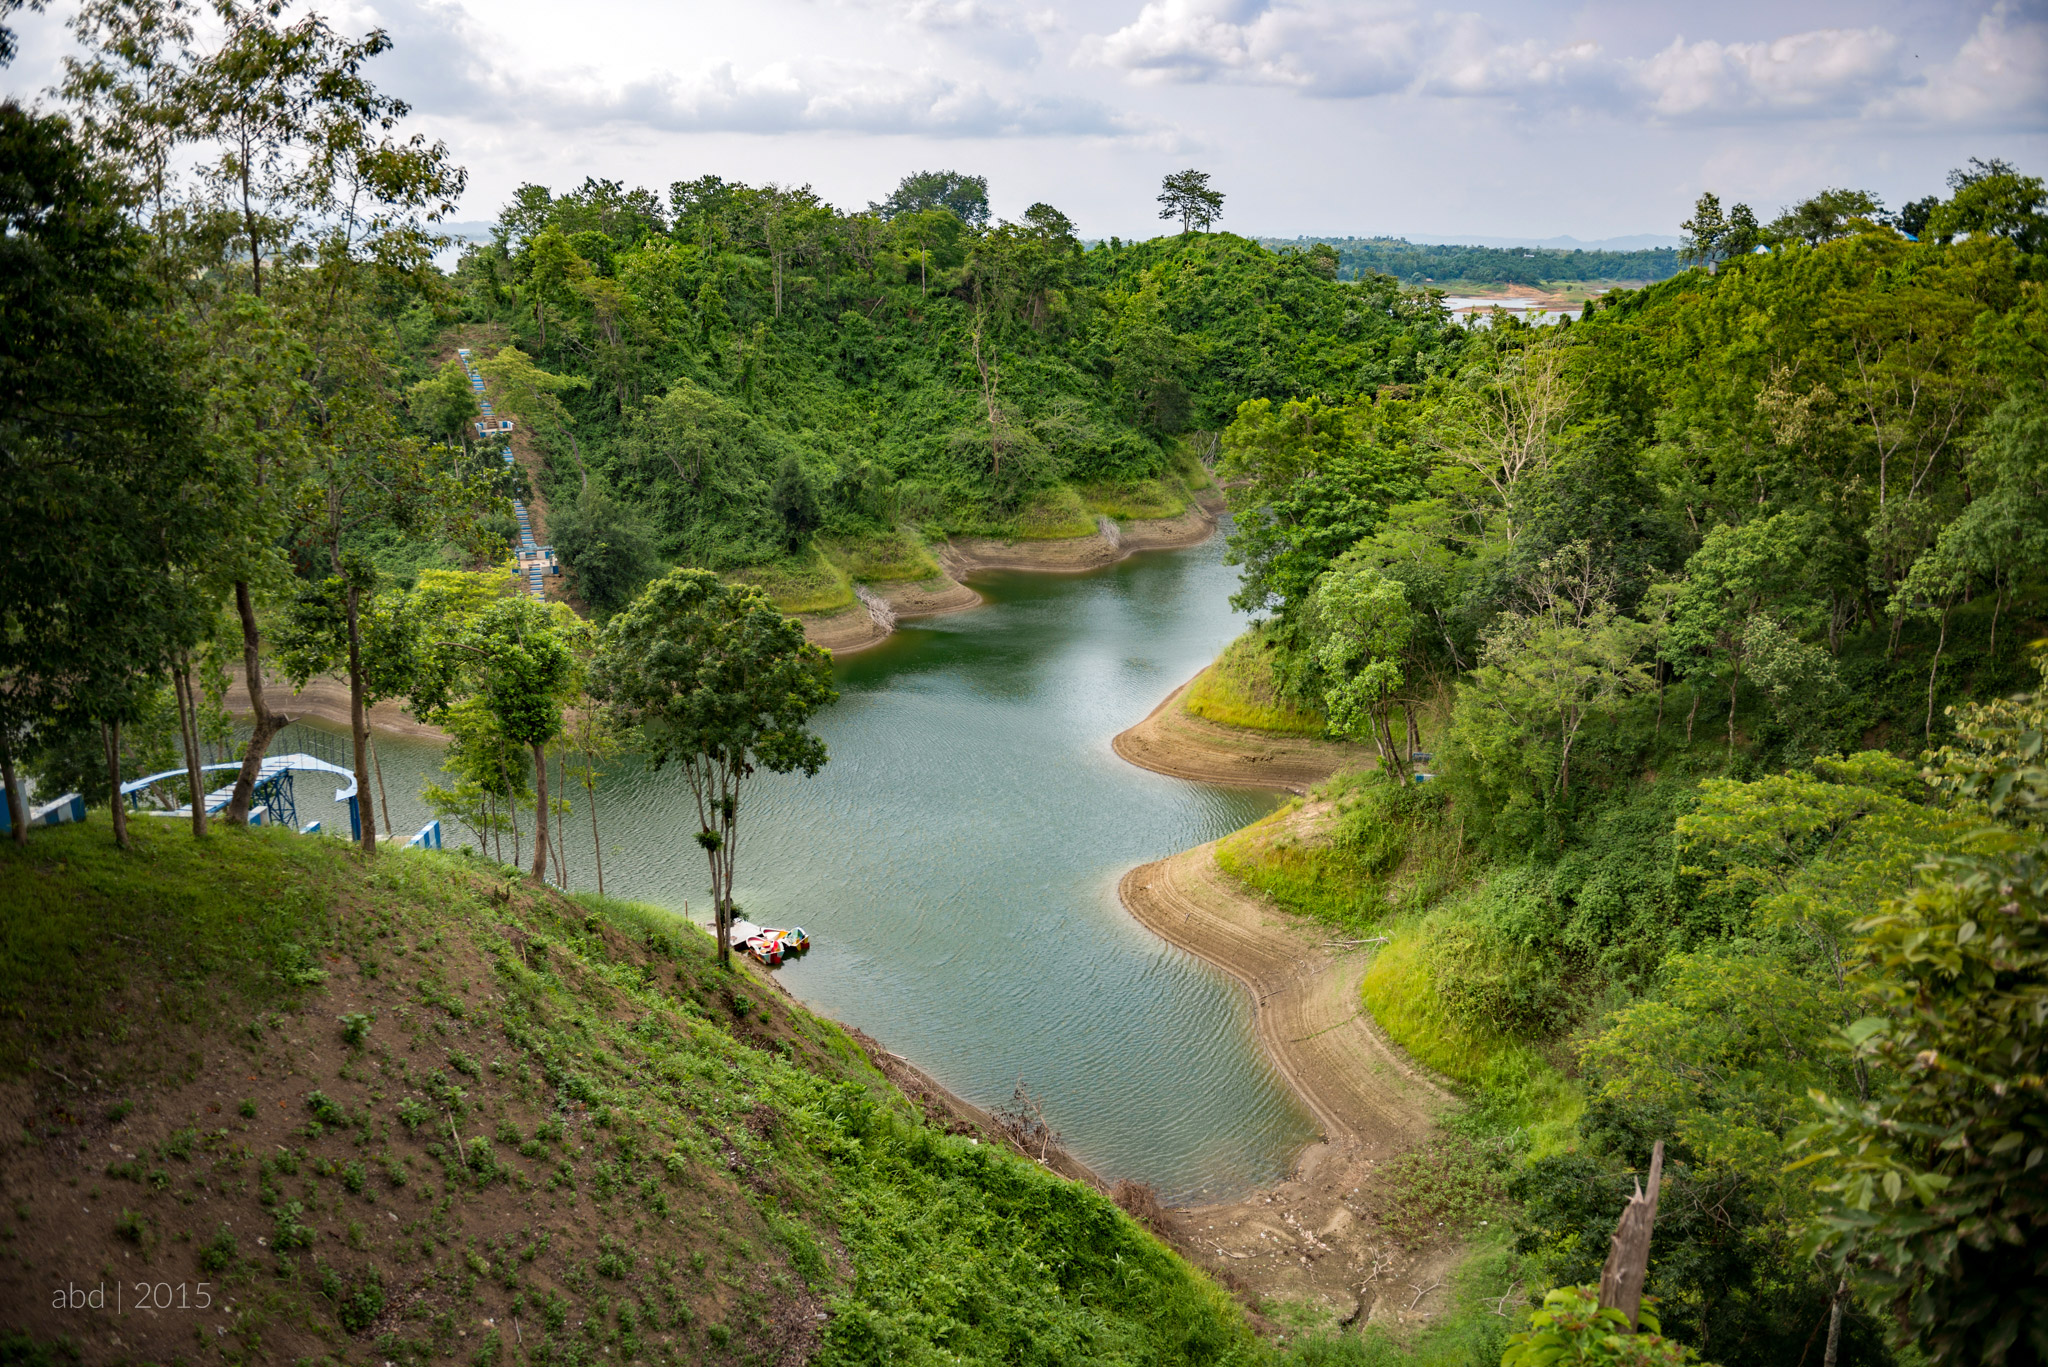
[872,169,989,228]
[1158,169,1224,234]
[594,571,836,969]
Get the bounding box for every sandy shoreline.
[1113,673,1376,793]
[801,492,1225,656]
[1118,805,1455,1327]
[939,496,1222,576]
[225,668,451,742]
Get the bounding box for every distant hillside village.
[1257,236,1682,286]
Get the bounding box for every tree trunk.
[1406,706,1420,765]
[224,581,290,825]
[1990,574,2004,658]
[370,732,393,842]
[2,738,26,846]
[1654,664,1667,738]
[174,656,208,838]
[1924,600,1952,744]
[103,720,129,850]
[1685,680,1701,745]
[345,582,376,855]
[1725,655,1742,759]
[588,775,605,896]
[529,740,549,882]
[554,750,568,887]
[1823,1275,1847,1367]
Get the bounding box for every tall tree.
[0,101,210,845]
[594,571,836,968]
[872,169,989,227]
[1157,169,1224,234]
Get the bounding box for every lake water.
[335,531,1315,1201]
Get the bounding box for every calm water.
[340,532,1314,1201]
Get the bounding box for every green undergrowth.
[1268,1237,1524,1365]
[1359,930,1579,1147]
[726,544,856,613]
[1080,475,1192,522]
[818,528,944,584]
[1211,769,1579,1146]
[1215,770,1472,932]
[1184,628,1327,736]
[0,821,1261,1366]
[1004,484,1099,540]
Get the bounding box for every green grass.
[1,819,1263,1365]
[728,544,856,613]
[819,528,944,583]
[1360,926,1579,1148]
[1208,770,1579,1148]
[1080,476,1190,522]
[1006,484,1099,539]
[1184,630,1326,735]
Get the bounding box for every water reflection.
[348,531,1316,1201]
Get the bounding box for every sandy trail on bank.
[1113,674,1376,792]
[803,493,1225,655]
[1118,804,1456,1328]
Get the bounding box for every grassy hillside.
[0,823,1256,1366]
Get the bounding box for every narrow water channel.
[343,531,1317,1201]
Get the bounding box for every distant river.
[334,531,1315,1202]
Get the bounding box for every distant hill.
[1429,233,1682,252]
[1257,235,1683,287]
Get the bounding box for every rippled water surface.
[352,531,1315,1201]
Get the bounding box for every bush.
[549,482,662,615]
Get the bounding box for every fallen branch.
[1408,1279,1442,1311]
[1491,1280,1523,1317]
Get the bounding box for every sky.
[5,0,2046,244]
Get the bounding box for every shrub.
[306,1090,350,1127]
[339,1012,375,1048]
[197,1224,238,1272]
[272,1201,316,1251]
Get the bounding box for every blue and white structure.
[0,792,87,835]
[120,753,361,839]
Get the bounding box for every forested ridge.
[4,0,2048,1358]
[1254,236,1683,287]
[412,177,1466,585]
[1212,168,2048,1364]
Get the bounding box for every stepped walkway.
[458,348,552,600]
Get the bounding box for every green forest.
[1210,167,2048,1364]
[4,0,2048,1360]
[1254,237,1683,288]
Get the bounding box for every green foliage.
[1502,1286,1693,1365]
[1793,703,2048,1364]
[339,1011,374,1048]
[595,570,836,962]
[1363,1135,1513,1246]
[409,358,482,445]
[1183,627,1326,735]
[548,482,663,616]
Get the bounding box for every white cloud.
[363,0,1145,139]
[1630,28,1901,119]
[1085,0,2048,128]
[1086,0,1422,94]
[1873,0,2048,127]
